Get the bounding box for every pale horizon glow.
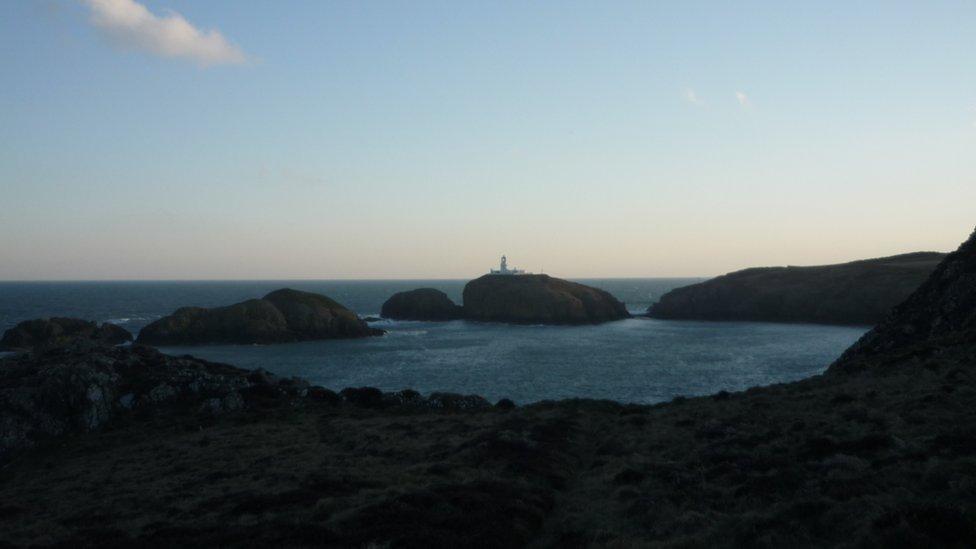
[1,1,974,280]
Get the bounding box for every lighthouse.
[489,255,526,275]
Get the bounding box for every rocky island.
[1,229,976,546]
[380,288,464,320]
[462,274,630,324]
[647,251,945,325]
[136,288,382,345]
[0,317,131,352]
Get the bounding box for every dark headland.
[648,251,945,325]
[2,230,976,546]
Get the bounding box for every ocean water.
[0,279,868,404]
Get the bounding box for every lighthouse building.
[490,255,526,275]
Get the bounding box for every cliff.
[136,288,382,345]
[647,251,945,325]
[462,274,630,324]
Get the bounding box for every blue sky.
[1,1,974,279]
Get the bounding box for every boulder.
[647,252,945,325]
[0,318,132,352]
[381,288,463,321]
[136,288,383,345]
[462,274,630,324]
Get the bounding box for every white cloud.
[684,89,702,105]
[82,0,248,66]
[735,91,751,108]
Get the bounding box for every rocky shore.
[1,230,975,546]
[648,251,944,325]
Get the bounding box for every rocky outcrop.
[831,228,976,372]
[462,274,630,324]
[136,288,383,345]
[647,252,945,325]
[0,340,499,463]
[0,341,252,461]
[381,288,463,320]
[0,317,132,352]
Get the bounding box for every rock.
[136,288,383,346]
[462,274,630,325]
[425,392,491,411]
[0,318,132,352]
[647,252,945,325]
[495,398,516,410]
[381,288,464,321]
[387,389,425,406]
[0,342,252,461]
[307,386,339,404]
[831,228,976,372]
[339,387,385,407]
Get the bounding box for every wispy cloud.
[684,89,702,106]
[735,91,751,108]
[81,0,249,66]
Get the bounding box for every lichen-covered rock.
[136,288,383,346]
[831,228,976,372]
[462,274,629,324]
[381,288,463,321]
[0,318,132,352]
[647,252,944,325]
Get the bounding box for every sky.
[1,0,974,280]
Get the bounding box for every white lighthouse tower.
[490,255,526,275]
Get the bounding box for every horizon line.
[0,275,710,283]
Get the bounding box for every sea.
[0,279,868,405]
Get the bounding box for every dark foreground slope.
[648,252,944,325]
[2,231,976,547]
[1,349,973,547]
